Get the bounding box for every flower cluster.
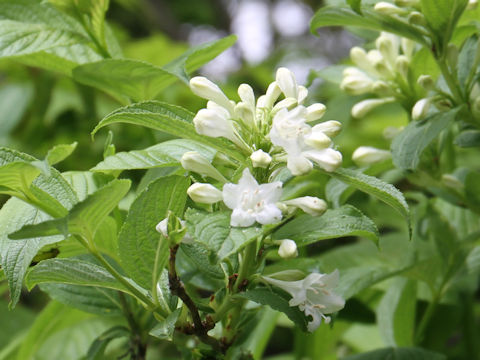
[340,32,423,118]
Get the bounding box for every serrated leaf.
[178,243,226,281]
[164,35,237,83]
[92,139,216,172]
[118,175,189,289]
[391,108,460,170]
[310,7,427,45]
[91,101,243,161]
[343,346,446,360]
[45,142,77,166]
[237,288,308,332]
[185,209,262,260]
[330,168,410,225]
[273,205,379,245]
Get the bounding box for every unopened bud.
[412,98,431,120]
[283,196,327,216]
[235,102,255,128]
[305,148,342,172]
[306,103,327,122]
[408,11,426,26]
[434,98,453,111]
[395,55,410,79]
[401,38,416,58]
[417,75,435,91]
[181,151,226,182]
[305,131,332,149]
[350,47,373,72]
[374,2,405,15]
[187,183,223,204]
[352,97,395,118]
[376,34,398,67]
[193,108,235,141]
[250,149,272,168]
[260,81,281,109]
[156,214,191,244]
[287,155,313,175]
[190,77,234,114]
[312,120,342,138]
[352,146,391,166]
[272,97,298,113]
[276,67,298,99]
[238,84,255,108]
[155,218,168,237]
[278,239,298,258]
[372,80,391,95]
[297,86,308,104]
[340,70,374,95]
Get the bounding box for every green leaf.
[329,168,410,225]
[343,346,446,360]
[92,139,216,172]
[179,243,226,281]
[62,171,113,201]
[45,142,78,166]
[164,35,237,83]
[185,209,262,260]
[391,108,460,170]
[25,258,129,293]
[0,161,41,197]
[457,35,479,88]
[465,171,480,213]
[73,59,179,102]
[86,325,129,360]
[455,130,480,147]
[377,278,417,347]
[118,175,189,289]
[237,288,308,332]
[310,7,427,45]
[273,205,379,245]
[149,309,181,341]
[92,101,243,161]
[0,83,33,137]
[347,0,362,14]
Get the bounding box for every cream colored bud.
[238,83,255,108]
[305,131,332,149]
[340,72,374,95]
[260,81,281,109]
[374,2,405,15]
[278,239,298,259]
[155,218,168,237]
[304,148,343,172]
[276,67,298,99]
[395,55,410,79]
[352,98,395,118]
[350,47,370,70]
[401,38,416,58]
[272,97,298,113]
[372,81,391,95]
[412,98,431,120]
[417,75,435,91]
[376,35,398,67]
[181,151,226,182]
[190,77,234,114]
[250,149,272,168]
[352,146,391,166]
[312,120,342,138]
[306,103,327,122]
[187,183,223,204]
[298,86,308,104]
[283,196,327,216]
[408,11,426,26]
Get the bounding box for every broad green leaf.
[273,205,379,245]
[455,130,480,147]
[0,161,41,197]
[377,278,417,347]
[62,171,113,201]
[164,35,237,83]
[86,325,129,360]
[45,142,77,166]
[185,209,262,260]
[310,7,427,45]
[149,309,181,341]
[25,258,129,293]
[73,59,179,103]
[178,242,226,281]
[347,0,362,14]
[343,346,446,360]
[91,101,243,161]
[39,283,123,316]
[391,108,461,170]
[329,168,410,225]
[237,288,308,332]
[0,83,33,137]
[457,35,479,88]
[92,139,216,172]
[118,175,189,289]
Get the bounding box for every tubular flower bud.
[260,81,281,109]
[238,83,255,108]
[351,97,395,118]
[304,148,343,173]
[278,239,298,259]
[304,131,332,150]
[156,218,192,243]
[374,2,405,15]
[408,11,426,26]
[187,183,223,204]
[312,121,342,138]
[352,146,391,166]
[297,86,309,104]
[350,47,374,73]
[250,149,272,168]
[193,108,235,141]
[190,77,234,114]
[401,38,416,58]
[411,98,431,120]
[306,103,327,122]
[283,196,327,216]
[181,151,226,182]
[276,67,299,99]
[417,75,435,91]
[340,69,374,95]
[395,55,410,79]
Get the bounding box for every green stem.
[415,290,441,344]
[234,241,257,292]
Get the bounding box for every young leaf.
[343,346,446,360]
[149,309,181,341]
[273,205,379,245]
[391,108,460,170]
[45,142,78,166]
[92,101,243,161]
[118,175,190,289]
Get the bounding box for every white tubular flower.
[250,149,272,168]
[350,47,376,74]
[376,33,399,69]
[312,121,342,138]
[401,38,416,58]
[190,77,234,114]
[222,168,283,227]
[304,130,332,150]
[238,83,255,108]
[351,97,395,118]
[340,68,374,95]
[193,108,235,141]
[263,270,345,332]
[412,98,431,120]
[187,183,223,204]
[303,148,343,173]
[278,239,298,259]
[352,146,391,166]
[259,81,281,109]
[181,151,226,182]
[283,196,327,216]
[374,2,405,15]
[276,67,299,99]
[306,103,326,122]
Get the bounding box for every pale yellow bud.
[250,150,272,168]
[352,146,391,166]
[278,239,298,258]
[312,120,342,138]
[306,103,327,122]
[187,183,223,204]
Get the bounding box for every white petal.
[230,208,256,227]
[237,168,259,190]
[258,181,283,203]
[287,155,313,175]
[276,67,298,99]
[222,183,240,209]
[304,148,342,172]
[256,203,282,225]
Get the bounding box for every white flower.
[282,196,327,216]
[193,107,235,141]
[181,151,226,182]
[263,270,345,332]
[412,98,431,120]
[306,103,326,122]
[352,146,391,166]
[278,239,298,258]
[351,97,395,118]
[250,149,272,168]
[276,67,299,99]
[222,168,283,227]
[187,183,223,204]
[311,120,342,138]
[190,77,234,114]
